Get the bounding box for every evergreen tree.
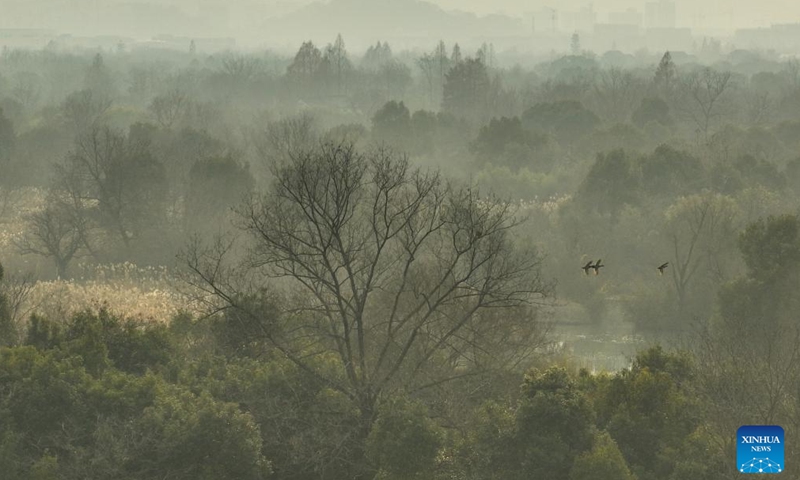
[654,51,676,95]
[451,43,462,64]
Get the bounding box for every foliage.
[372,100,411,148]
[570,431,637,480]
[522,100,600,145]
[577,149,642,216]
[442,57,490,121]
[367,397,443,478]
[186,154,254,234]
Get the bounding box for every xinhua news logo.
[738,425,785,474]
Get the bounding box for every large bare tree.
[14,193,91,278]
[56,126,167,249]
[677,68,734,142]
[664,192,740,311]
[182,141,552,476]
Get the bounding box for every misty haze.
[0,0,799,478]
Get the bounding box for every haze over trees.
[1,28,800,479]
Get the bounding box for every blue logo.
[737,425,784,474]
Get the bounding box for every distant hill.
[260,0,528,51]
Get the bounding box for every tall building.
[561,4,596,33]
[645,0,676,29]
[532,7,559,34]
[609,8,643,28]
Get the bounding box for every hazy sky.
[427,0,798,29]
[1,0,799,37]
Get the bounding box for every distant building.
[0,28,57,49]
[561,4,597,33]
[734,23,800,53]
[645,0,676,29]
[532,8,560,34]
[609,8,643,28]
[150,34,236,53]
[593,24,642,51]
[645,27,693,52]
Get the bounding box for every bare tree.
[11,71,40,111]
[0,187,23,221]
[0,270,37,328]
[219,53,261,83]
[14,192,91,278]
[181,141,552,477]
[593,67,646,123]
[664,192,739,310]
[149,89,188,129]
[677,68,734,142]
[56,126,167,249]
[252,112,319,166]
[14,188,90,278]
[744,91,773,126]
[61,89,112,134]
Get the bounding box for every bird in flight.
[657,262,669,275]
[582,261,594,275]
[592,259,604,275]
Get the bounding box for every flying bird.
[582,261,594,275]
[592,259,604,275]
[657,262,669,275]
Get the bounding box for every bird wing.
[659,262,669,269]
[596,259,603,265]
[584,261,593,268]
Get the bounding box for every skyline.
[1,0,800,54]
[1,0,799,32]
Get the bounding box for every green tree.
[514,367,596,480]
[130,390,271,479]
[521,100,600,145]
[287,41,324,91]
[367,397,443,478]
[442,57,490,120]
[371,100,411,148]
[640,145,705,198]
[576,149,642,216]
[739,214,800,283]
[471,116,555,171]
[653,51,676,97]
[570,431,637,480]
[324,34,351,95]
[632,97,672,127]
[186,155,254,235]
[84,53,115,99]
[595,347,698,480]
[362,41,393,72]
[380,60,412,99]
[451,43,462,64]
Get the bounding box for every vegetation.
[1,34,799,478]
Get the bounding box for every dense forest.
[0,35,799,479]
